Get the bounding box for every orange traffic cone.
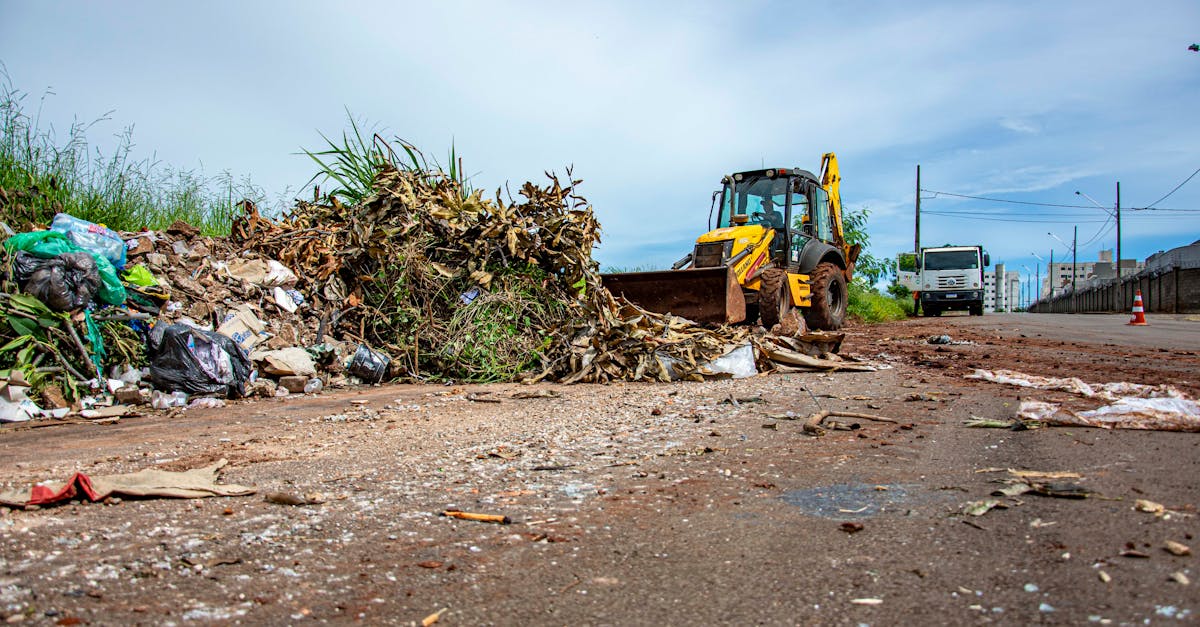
[1127,290,1148,326]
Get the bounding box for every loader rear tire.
[803,262,847,330]
[758,268,792,329]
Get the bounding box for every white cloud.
[0,0,1196,275]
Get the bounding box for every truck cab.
[897,246,990,316]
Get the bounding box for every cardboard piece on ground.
[0,459,255,507]
[222,258,269,285]
[255,347,317,377]
[216,305,267,351]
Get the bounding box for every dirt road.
[1,314,1197,625]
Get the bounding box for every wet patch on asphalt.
[779,482,950,519]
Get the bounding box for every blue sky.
[2,1,1198,292]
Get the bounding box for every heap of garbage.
[0,163,861,423]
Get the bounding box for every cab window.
[813,187,832,241]
[718,176,787,228]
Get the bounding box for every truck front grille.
[693,241,732,268]
[937,275,967,288]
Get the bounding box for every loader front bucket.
[600,266,747,325]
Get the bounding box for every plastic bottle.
[303,378,323,394]
[151,390,189,409]
[50,213,127,269]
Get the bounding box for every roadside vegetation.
[301,108,471,205]
[1,69,910,328]
[841,206,912,323]
[0,72,264,234]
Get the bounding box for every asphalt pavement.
[931,312,1200,351]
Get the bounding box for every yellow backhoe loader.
[602,153,859,330]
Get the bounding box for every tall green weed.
[0,71,264,234]
[847,281,911,323]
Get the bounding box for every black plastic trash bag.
[11,251,100,311]
[348,344,390,383]
[148,324,253,398]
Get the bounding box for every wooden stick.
[803,410,898,435]
[440,509,511,524]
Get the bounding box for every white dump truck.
[896,245,990,316]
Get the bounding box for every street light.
[1076,185,1122,310]
[1029,253,1044,302]
[1021,264,1034,309]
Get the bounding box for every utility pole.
[1049,249,1054,298]
[1072,225,1078,314]
[914,165,921,253]
[1115,181,1122,310]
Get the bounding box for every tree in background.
[841,206,889,285]
[839,206,911,322]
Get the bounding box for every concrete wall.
[1030,240,1200,315]
[1029,266,1200,314]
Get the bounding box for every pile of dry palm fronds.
[230,163,759,383]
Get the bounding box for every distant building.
[989,264,1022,311]
[1040,248,1144,297]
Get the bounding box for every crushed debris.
[0,163,873,425]
[966,369,1199,432]
[1017,398,1200,432]
[967,368,1186,402]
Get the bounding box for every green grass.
[847,281,912,323]
[0,72,264,234]
[302,108,472,205]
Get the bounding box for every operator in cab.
[757,198,784,229]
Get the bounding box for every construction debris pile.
[0,164,863,423]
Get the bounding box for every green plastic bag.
[122,264,158,287]
[5,231,127,305]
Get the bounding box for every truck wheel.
[803,262,847,330]
[970,304,983,316]
[923,306,939,317]
[758,268,792,329]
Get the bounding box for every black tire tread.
[759,268,789,328]
[803,262,847,330]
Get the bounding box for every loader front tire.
[803,262,847,330]
[758,268,792,329]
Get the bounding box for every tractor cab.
[711,168,834,269]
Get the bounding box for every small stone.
[250,379,277,398]
[840,522,864,534]
[114,387,144,405]
[41,385,70,409]
[1169,571,1190,585]
[1165,540,1191,556]
[145,252,168,269]
[166,220,201,237]
[126,236,155,256]
[278,376,309,394]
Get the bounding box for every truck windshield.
[719,176,788,228]
[924,250,980,270]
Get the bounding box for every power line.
[921,188,1198,212]
[925,208,1111,218]
[922,210,1180,224]
[920,190,1099,208]
[1079,216,1116,248]
[921,211,1109,224]
[1144,166,1200,209]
